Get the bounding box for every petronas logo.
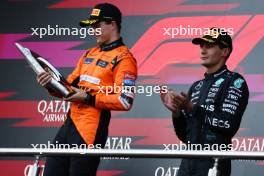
[233,78,244,89]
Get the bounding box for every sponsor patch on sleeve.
[124,72,136,80]
[84,58,94,64]
[118,94,133,110]
[123,79,135,86]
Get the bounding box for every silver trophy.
[15,43,74,98]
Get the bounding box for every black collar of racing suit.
[100,37,125,51]
[204,64,228,80]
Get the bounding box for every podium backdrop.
[0,0,264,175]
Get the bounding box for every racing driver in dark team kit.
[161,28,249,176]
[37,3,137,176]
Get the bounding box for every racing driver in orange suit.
[37,3,137,176]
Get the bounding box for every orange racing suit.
[53,38,137,145]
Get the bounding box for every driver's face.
[91,21,113,45]
[199,42,223,68]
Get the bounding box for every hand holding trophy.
[15,43,74,98]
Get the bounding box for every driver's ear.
[111,21,118,30]
[222,47,230,58]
